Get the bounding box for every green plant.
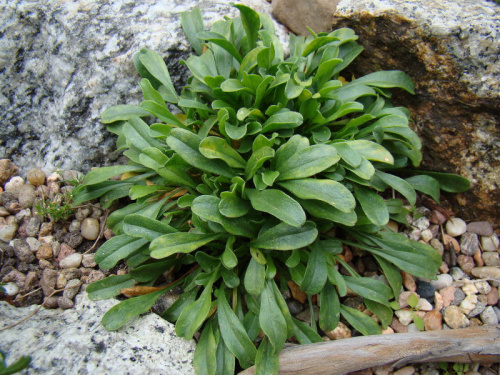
[74,5,469,374]
[390,292,425,331]
[34,189,75,222]
[0,350,30,375]
[439,362,470,375]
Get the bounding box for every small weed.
[0,350,31,375]
[34,190,75,223]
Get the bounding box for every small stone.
[398,291,418,308]
[443,234,460,254]
[5,176,24,197]
[103,228,114,240]
[429,238,444,256]
[416,298,433,311]
[57,243,75,261]
[0,206,9,217]
[287,299,304,315]
[430,274,453,290]
[59,253,82,269]
[462,282,478,296]
[38,222,54,237]
[459,294,478,314]
[402,272,417,292]
[18,184,36,208]
[12,239,36,263]
[27,168,46,186]
[82,253,97,268]
[90,206,103,219]
[493,307,500,322]
[23,271,39,291]
[324,321,351,340]
[467,301,487,318]
[25,216,43,237]
[287,280,307,303]
[466,221,493,237]
[485,286,499,305]
[57,269,82,289]
[75,207,92,221]
[457,255,475,274]
[412,217,430,231]
[480,234,499,252]
[26,237,42,251]
[43,296,59,309]
[395,310,413,326]
[390,317,407,333]
[47,172,61,183]
[393,366,415,375]
[428,225,440,238]
[0,224,18,242]
[405,227,421,241]
[40,269,58,296]
[445,218,467,237]
[386,220,399,232]
[482,252,500,267]
[0,160,18,185]
[471,266,500,279]
[475,280,491,295]
[429,210,446,225]
[81,217,100,240]
[424,310,443,331]
[57,296,74,309]
[420,229,433,242]
[39,235,55,244]
[439,262,449,274]
[1,281,19,296]
[85,270,106,284]
[434,292,444,311]
[381,327,394,334]
[460,232,479,257]
[416,281,435,299]
[51,241,61,257]
[36,243,53,260]
[296,305,319,322]
[443,305,470,329]
[473,250,484,267]
[64,232,83,248]
[480,306,498,325]
[449,267,465,281]
[62,279,82,300]
[69,220,81,233]
[451,288,466,306]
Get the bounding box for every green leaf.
[364,299,393,327]
[255,337,279,375]
[129,185,164,200]
[375,171,416,206]
[80,165,146,187]
[194,323,217,375]
[150,232,222,259]
[261,111,303,133]
[95,235,148,270]
[140,100,185,126]
[216,335,236,375]
[292,317,322,345]
[251,221,318,250]
[219,191,251,218]
[123,214,176,241]
[244,146,275,180]
[331,142,362,167]
[327,267,347,297]
[102,284,178,330]
[354,185,390,226]
[259,280,287,353]
[279,178,355,213]
[405,175,440,202]
[101,105,150,123]
[167,128,235,178]
[406,171,470,193]
[137,49,179,103]
[234,4,260,50]
[176,281,214,338]
[200,137,246,169]
[299,199,357,226]
[217,288,257,369]
[180,7,204,55]
[302,36,338,57]
[350,70,415,94]
[340,305,381,336]
[319,281,340,331]
[407,292,419,309]
[246,188,305,227]
[244,258,266,295]
[275,144,340,181]
[198,31,243,63]
[161,287,199,321]
[86,274,136,300]
[0,354,31,375]
[344,276,393,307]
[348,140,394,164]
[130,259,178,282]
[270,281,294,338]
[301,243,328,295]
[375,255,402,299]
[221,236,238,269]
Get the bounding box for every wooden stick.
[240,325,500,375]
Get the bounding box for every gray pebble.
[430,274,453,290]
[43,296,59,309]
[64,232,83,248]
[480,306,499,325]
[18,184,36,208]
[26,237,42,252]
[82,253,97,268]
[25,216,42,237]
[471,267,500,279]
[451,288,466,306]
[467,301,487,317]
[493,307,500,322]
[1,282,19,296]
[57,296,74,309]
[0,224,18,242]
[449,267,465,281]
[482,252,500,267]
[459,232,479,257]
[40,269,58,296]
[429,238,444,256]
[12,239,35,263]
[412,216,430,231]
[466,221,494,237]
[75,207,92,221]
[62,279,82,300]
[287,299,304,315]
[69,220,81,233]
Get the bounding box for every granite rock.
[0,0,286,174]
[0,293,195,374]
[332,0,500,225]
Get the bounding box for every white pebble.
[481,234,499,252]
[459,295,478,314]
[445,218,467,237]
[416,298,433,311]
[59,253,83,269]
[395,310,414,326]
[462,283,478,296]
[406,323,420,333]
[474,280,491,295]
[81,218,100,240]
[420,229,433,242]
[5,176,24,193]
[26,237,42,252]
[413,217,430,231]
[0,224,18,243]
[1,282,19,296]
[431,274,453,290]
[480,306,498,325]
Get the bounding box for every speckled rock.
[0,0,286,174]
[0,293,196,374]
[324,321,352,340]
[443,305,470,329]
[471,266,500,279]
[332,0,500,224]
[480,306,499,325]
[460,232,479,257]
[0,224,18,243]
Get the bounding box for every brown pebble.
[324,321,351,340]
[57,243,75,261]
[485,286,499,306]
[402,271,417,292]
[424,310,443,331]
[390,317,408,333]
[38,222,54,237]
[27,168,46,186]
[430,210,446,225]
[473,250,484,267]
[439,262,449,274]
[86,270,106,284]
[103,228,114,240]
[287,280,307,304]
[43,296,59,309]
[23,271,39,293]
[466,221,494,237]
[36,243,53,260]
[469,317,483,327]
[434,292,444,311]
[443,234,460,253]
[57,296,74,309]
[40,268,58,296]
[440,286,456,308]
[457,255,475,274]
